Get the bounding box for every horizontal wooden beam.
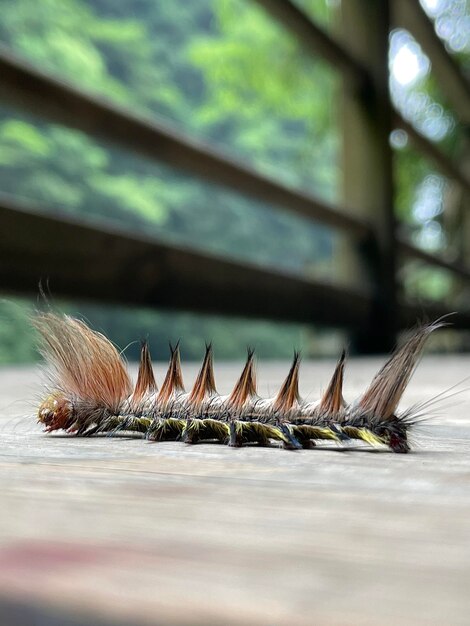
[0,194,371,328]
[394,114,470,194]
[398,239,470,282]
[253,0,369,89]
[393,0,470,126]
[0,46,370,239]
[2,194,470,332]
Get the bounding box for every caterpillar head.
[38,393,72,432]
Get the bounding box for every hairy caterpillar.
[35,313,444,453]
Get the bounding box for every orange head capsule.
[38,394,72,432]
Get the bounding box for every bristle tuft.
[34,312,132,409]
[273,351,301,412]
[318,349,346,414]
[228,348,257,408]
[159,342,185,402]
[357,321,442,420]
[133,341,157,401]
[189,343,217,405]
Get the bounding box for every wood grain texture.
[1,356,470,625]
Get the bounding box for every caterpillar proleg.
[35,313,445,453]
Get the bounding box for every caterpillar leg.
[227,421,273,447]
[292,425,343,448]
[181,419,199,444]
[249,423,271,447]
[277,424,302,450]
[228,421,244,447]
[228,422,263,447]
[227,421,277,447]
[182,418,230,444]
[251,423,302,450]
[147,417,185,442]
[117,416,151,434]
[203,419,230,443]
[227,421,300,448]
[291,428,317,449]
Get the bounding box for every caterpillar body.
[35,313,443,453]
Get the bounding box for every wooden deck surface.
[1,356,470,625]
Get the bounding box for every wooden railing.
[0,0,469,351]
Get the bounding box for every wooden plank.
[1,358,470,625]
[0,194,371,327]
[0,46,370,239]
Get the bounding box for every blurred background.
[0,0,469,363]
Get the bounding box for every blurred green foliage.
[0,300,38,364]
[0,0,339,362]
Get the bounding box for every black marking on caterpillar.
[34,313,446,453]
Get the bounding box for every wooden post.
[339,0,397,353]
[455,147,470,311]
